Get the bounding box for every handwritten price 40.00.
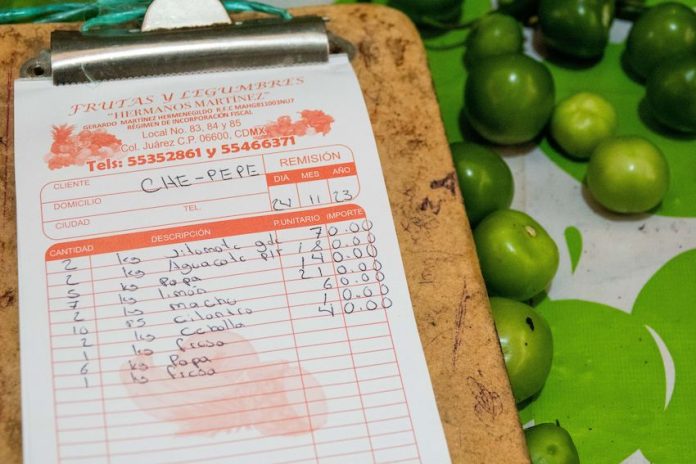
[126,136,297,167]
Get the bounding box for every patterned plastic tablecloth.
[423,1,696,463]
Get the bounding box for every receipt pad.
[2,4,528,463]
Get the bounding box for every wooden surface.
[0,4,529,463]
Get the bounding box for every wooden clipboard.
[0,4,529,463]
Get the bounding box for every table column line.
[295,183,302,208]
[45,259,62,464]
[370,240,422,464]
[260,152,274,212]
[325,180,332,205]
[89,255,112,464]
[274,229,319,463]
[325,222,377,464]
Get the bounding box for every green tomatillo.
[586,136,670,214]
[646,54,696,133]
[525,423,580,464]
[497,0,540,21]
[490,297,553,404]
[474,209,559,301]
[450,142,514,226]
[539,0,615,59]
[550,92,618,159]
[464,54,555,145]
[387,0,463,25]
[626,2,696,80]
[464,13,523,68]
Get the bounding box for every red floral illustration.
[45,124,124,170]
[259,110,334,139]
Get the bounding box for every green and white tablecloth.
[424,1,696,462]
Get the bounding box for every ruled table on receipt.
[46,206,421,464]
[15,54,451,464]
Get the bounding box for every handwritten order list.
[14,55,451,463]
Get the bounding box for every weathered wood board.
[0,4,529,463]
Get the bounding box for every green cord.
[0,0,293,31]
[38,4,104,24]
[81,7,148,29]
[0,3,91,22]
[222,1,293,21]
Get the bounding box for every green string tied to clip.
[0,0,293,31]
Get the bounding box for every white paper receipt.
[13,55,451,464]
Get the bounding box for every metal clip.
[19,0,354,85]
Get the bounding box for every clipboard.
[0,3,529,463]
